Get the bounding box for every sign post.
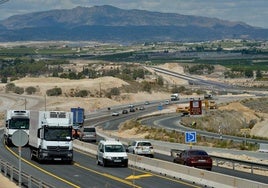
[11,130,29,187]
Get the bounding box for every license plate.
[114,160,121,162]
[54,158,62,161]
[198,160,206,162]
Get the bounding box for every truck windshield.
[44,127,72,141]
[9,118,29,129]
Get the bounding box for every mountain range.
[0,5,267,43]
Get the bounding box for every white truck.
[29,111,73,163]
[170,93,180,101]
[4,110,30,146]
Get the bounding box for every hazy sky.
[0,0,267,28]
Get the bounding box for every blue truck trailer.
[71,107,85,126]
[71,107,85,139]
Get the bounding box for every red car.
[173,149,212,171]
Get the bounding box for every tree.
[110,87,120,96]
[244,69,253,78]
[1,77,7,83]
[14,86,24,94]
[256,70,263,79]
[5,83,16,92]
[157,76,164,86]
[141,81,151,93]
[46,87,62,96]
[25,86,37,95]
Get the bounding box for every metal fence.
[0,159,54,188]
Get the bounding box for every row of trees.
[224,68,263,79]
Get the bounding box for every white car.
[127,140,154,158]
[96,140,128,167]
[112,112,119,116]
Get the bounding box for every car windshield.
[138,142,152,146]
[105,145,125,152]
[83,128,95,132]
[188,150,208,156]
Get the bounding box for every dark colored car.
[129,108,135,112]
[122,109,128,114]
[173,149,212,171]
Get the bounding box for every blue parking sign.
[185,131,197,143]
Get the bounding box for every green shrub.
[75,90,89,97]
[25,86,37,95]
[1,77,7,83]
[46,87,62,96]
[14,86,24,94]
[110,87,120,96]
[5,83,16,92]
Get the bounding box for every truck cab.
[4,110,30,146]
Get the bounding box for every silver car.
[79,126,97,142]
[127,140,154,158]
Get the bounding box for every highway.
[1,130,203,188]
[0,70,267,187]
[2,103,267,187]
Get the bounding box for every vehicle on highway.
[122,109,128,114]
[4,110,30,146]
[128,104,135,108]
[173,149,212,171]
[71,107,85,127]
[144,101,150,105]
[165,99,170,105]
[112,111,120,116]
[138,106,145,110]
[97,139,128,167]
[79,126,97,142]
[170,93,180,101]
[126,140,154,158]
[129,108,135,112]
[29,111,73,163]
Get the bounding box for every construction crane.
[0,0,9,5]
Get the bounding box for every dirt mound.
[13,76,129,96]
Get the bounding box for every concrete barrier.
[258,143,268,153]
[73,140,267,188]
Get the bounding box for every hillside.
[0,5,268,42]
[0,63,267,139]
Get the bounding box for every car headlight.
[104,155,112,160]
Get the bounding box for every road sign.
[185,131,197,143]
[11,130,28,147]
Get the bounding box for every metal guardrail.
[0,159,54,188]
